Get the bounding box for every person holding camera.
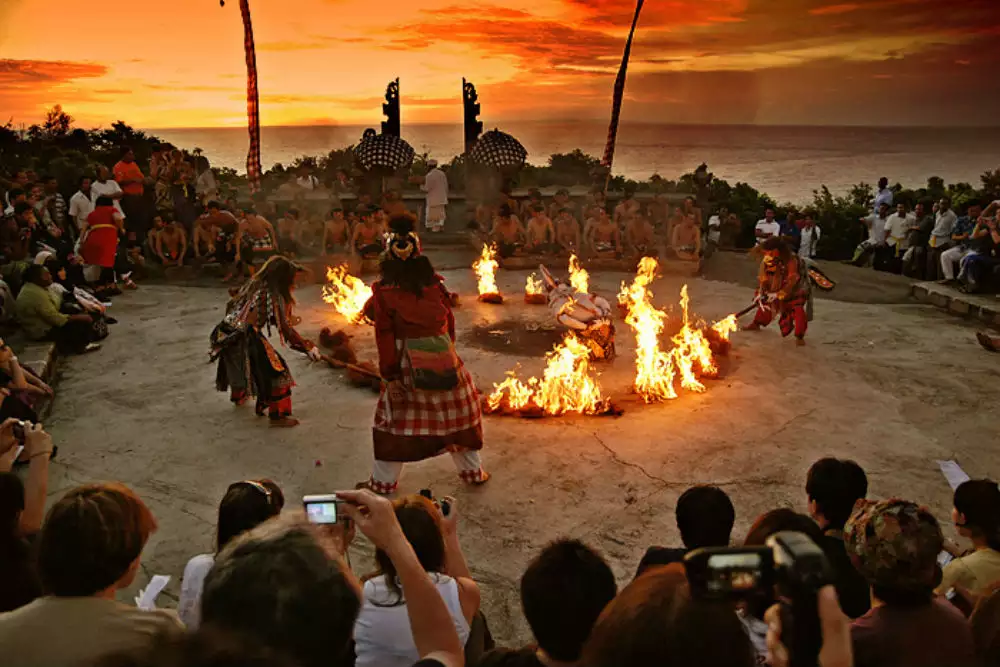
[354,493,478,667]
[636,485,735,577]
[177,479,285,629]
[845,499,978,667]
[0,420,53,613]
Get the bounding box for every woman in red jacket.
[79,195,121,293]
[361,215,488,495]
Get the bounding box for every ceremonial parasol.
[353,128,415,172]
[468,129,527,170]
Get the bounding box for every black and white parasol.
[468,129,527,170]
[353,128,415,171]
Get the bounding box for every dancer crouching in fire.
[746,237,813,346]
[210,256,322,427]
[360,215,488,495]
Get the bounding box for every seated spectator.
[958,213,999,294]
[351,208,386,259]
[969,582,1000,665]
[152,214,188,268]
[553,208,581,255]
[625,213,656,258]
[178,479,285,629]
[583,209,620,258]
[937,480,1000,597]
[902,201,934,278]
[355,494,478,667]
[491,205,526,258]
[524,205,555,254]
[0,336,53,422]
[0,421,53,612]
[845,498,979,667]
[0,482,181,666]
[478,539,616,667]
[276,208,301,258]
[200,488,466,667]
[636,485,734,577]
[940,202,981,283]
[582,563,755,667]
[322,208,350,255]
[669,214,701,261]
[15,264,101,355]
[96,626,297,667]
[39,252,113,324]
[854,203,891,268]
[806,457,871,618]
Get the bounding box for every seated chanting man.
[277,208,301,258]
[554,208,581,256]
[351,207,385,259]
[490,204,525,258]
[322,207,351,256]
[669,214,702,261]
[584,208,620,258]
[524,204,555,255]
[625,213,656,258]
[153,214,188,267]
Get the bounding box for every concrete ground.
[41,250,1000,644]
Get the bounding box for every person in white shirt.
[883,202,914,273]
[873,176,893,215]
[754,208,780,245]
[195,157,218,206]
[295,166,319,191]
[852,202,891,267]
[417,159,449,233]
[926,197,958,279]
[90,166,124,217]
[798,212,822,259]
[67,176,96,234]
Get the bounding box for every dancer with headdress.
[360,215,488,494]
[746,237,813,345]
[210,256,321,427]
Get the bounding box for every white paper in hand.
[937,460,970,491]
[135,575,170,610]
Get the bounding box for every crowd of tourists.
[3,436,1000,667]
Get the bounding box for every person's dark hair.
[37,483,157,596]
[370,494,445,606]
[760,236,792,260]
[871,584,934,606]
[676,485,735,550]
[8,187,25,200]
[330,206,344,215]
[202,516,361,667]
[743,509,825,619]
[161,211,174,223]
[942,196,952,206]
[207,200,222,210]
[286,207,299,218]
[532,203,545,213]
[13,201,32,218]
[78,175,91,187]
[217,480,284,552]
[380,217,437,297]
[879,176,889,187]
[96,626,298,667]
[22,263,47,285]
[582,564,754,667]
[42,175,55,184]
[499,203,513,218]
[806,458,868,529]
[955,480,1000,551]
[0,472,25,544]
[120,145,133,157]
[520,539,616,662]
[95,195,114,208]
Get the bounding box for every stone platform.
[910,281,1000,329]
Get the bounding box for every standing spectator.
[845,499,978,667]
[41,176,68,237]
[902,201,934,278]
[295,165,319,191]
[354,494,478,667]
[706,206,726,252]
[417,159,449,233]
[194,157,218,208]
[937,480,1000,597]
[68,176,95,236]
[874,176,894,214]
[178,479,284,629]
[15,264,100,354]
[926,196,958,280]
[779,209,801,251]
[3,171,29,208]
[114,147,147,247]
[853,202,891,268]
[883,202,913,273]
[806,457,871,619]
[2,187,26,218]
[478,539,616,667]
[635,485,735,577]
[0,421,53,613]
[754,208,781,244]
[798,210,822,259]
[0,483,181,666]
[201,488,466,667]
[92,166,125,218]
[582,564,755,667]
[940,201,981,283]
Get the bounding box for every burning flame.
[487,334,608,415]
[473,244,500,296]
[525,273,545,295]
[568,254,589,294]
[322,265,373,324]
[711,315,738,341]
[618,258,722,402]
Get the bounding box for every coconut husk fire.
[318,327,381,393]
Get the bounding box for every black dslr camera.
[684,531,832,667]
[418,488,451,517]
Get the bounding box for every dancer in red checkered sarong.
[360,215,488,495]
[746,237,813,346]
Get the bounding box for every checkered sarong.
[373,353,483,462]
[601,0,645,171]
[239,0,262,194]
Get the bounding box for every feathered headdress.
[386,214,421,261]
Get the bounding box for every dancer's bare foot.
[269,417,300,428]
[795,337,806,347]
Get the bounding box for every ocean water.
[150,122,1000,204]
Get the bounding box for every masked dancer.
[210,256,322,427]
[747,237,812,345]
[360,215,488,494]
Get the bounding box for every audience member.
[97,627,297,667]
[0,421,53,613]
[937,480,1000,597]
[798,210,821,259]
[883,202,913,273]
[15,264,101,354]
[754,208,780,244]
[68,176,95,235]
[854,202,891,268]
[479,539,616,667]
[669,213,701,261]
[582,563,755,667]
[200,488,466,667]
[874,176,894,214]
[419,159,449,233]
[41,176,68,237]
[926,197,958,279]
[114,147,148,247]
[92,165,125,217]
[0,483,181,666]
[178,479,285,629]
[940,202,981,282]
[845,498,978,667]
[902,201,934,277]
[635,485,735,577]
[960,213,1000,292]
[355,494,478,667]
[806,457,872,618]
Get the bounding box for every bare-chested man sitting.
[584,209,621,258]
[322,207,351,256]
[197,200,238,262]
[547,188,573,220]
[490,204,525,258]
[234,208,278,278]
[277,207,301,257]
[625,213,657,258]
[524,204,555,254]
[154,215,188,267]
[351,207,385,258]
[614,189,641,229]
[554,208,582,255]
[670,214,702,262]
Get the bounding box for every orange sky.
[1,0,998,129]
